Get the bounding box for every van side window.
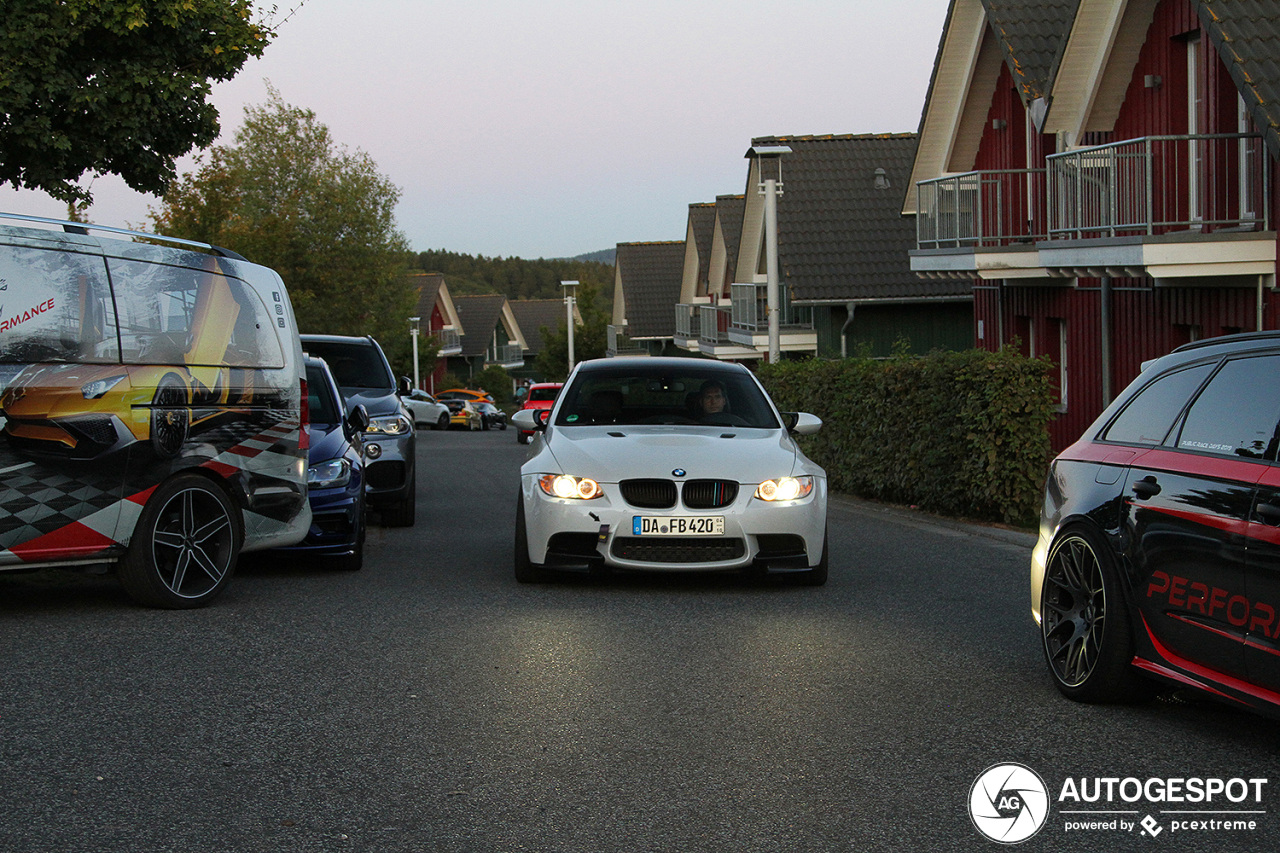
[1176,356,1280,459]
[1102,364,1213,445]
[110,257,284,368]
[0,245,119,364]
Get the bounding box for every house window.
[1187,35,1203,226]
[1050,319,1068,413]
[1239,93,1258,222]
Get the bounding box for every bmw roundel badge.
[672,469,686,477]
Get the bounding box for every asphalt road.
[3,427,1279,853]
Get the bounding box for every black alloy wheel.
[514,496,548,583]
[1040,526,1150,703]
[118,474,241,608]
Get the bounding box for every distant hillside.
[571,248,616,265]
[413,249,613,303]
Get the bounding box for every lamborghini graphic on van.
[0,213,310,608]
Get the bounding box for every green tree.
[0,0,278,204]
[151,88,415,348]
[535,282,610,381]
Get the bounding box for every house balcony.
[606,324,649,358]
[910,169,1048,279]
[1040,133,1274,279]
[673,303,702,350]
[433,326,462,356]
[697,305,760,360]
[727,283,817,353]
[486,342,524,368]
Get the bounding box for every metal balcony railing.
[487,342,523,366]
[729,283,813,332]
[698,305,731,345]
[606,324,646,356]
[674,304,701,339]
[433,327,461,352]
[915,169,1047,249]
[1047,133,1270,239]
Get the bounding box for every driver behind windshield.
[694,380,728,419]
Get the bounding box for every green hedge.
[758,349,1055,525]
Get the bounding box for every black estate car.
[1033,331,1280,718]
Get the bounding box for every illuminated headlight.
[754,476,815,502]
[538,474,603,500]
[366,415,411,436]
[81,375,126,400]
[308,458,352,489]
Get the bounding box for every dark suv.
[1033,331,1280,718]
[300,335,416,527]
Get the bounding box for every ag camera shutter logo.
[969,763,1050,844]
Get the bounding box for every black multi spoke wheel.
[1040,526,1149,703]
[119,474,242,608]
[514,496,548,583]
[150,376,190,458]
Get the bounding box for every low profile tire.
[498,420,507,431]
[1041,525,1151,703]
[118,473,242,608]
[436,412,449,431]
[150,376,190,459]
[514,497,548,583]
[382,472,416,528]
[517,432,528,445]
[482,418,491,431]
[794,528,829,586]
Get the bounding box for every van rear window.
[110,258,285,369]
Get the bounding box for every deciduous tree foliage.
[0,0,275,203]
[151,89,415,346]
[535,282,610,381]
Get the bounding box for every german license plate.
[633,516,724,536]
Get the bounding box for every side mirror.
[347,404,371,434]
[511,409,550,431]
[397,376,413,396]
[782,412,822,435]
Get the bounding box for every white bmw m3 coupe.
[511,358,828,584]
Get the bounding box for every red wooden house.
[907,0,1279,451]
[409,272,464,393]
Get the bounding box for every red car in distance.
[516,382,562,445]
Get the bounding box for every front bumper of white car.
[520,474,827,573]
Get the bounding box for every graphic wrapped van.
[0,214,311,608]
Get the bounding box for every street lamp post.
[561,280,578,373]
[746,145,791,364]
[409,316,421,390]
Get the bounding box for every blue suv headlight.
[309,458,352,489]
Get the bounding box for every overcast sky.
[1,1,951,259]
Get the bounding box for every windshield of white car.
[554,368,779,429]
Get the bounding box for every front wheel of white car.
[514,497,548,583]
[795,528,828,586]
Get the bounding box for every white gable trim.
[903,0,989,214]
[1047,0,1159,143]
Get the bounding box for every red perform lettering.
[0,298,54,334]
[1148,571,1280,639]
